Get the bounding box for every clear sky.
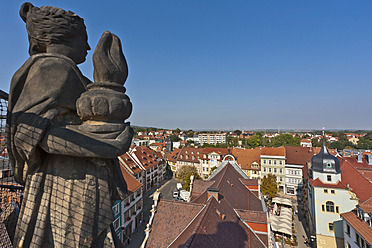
[1,1,371,130]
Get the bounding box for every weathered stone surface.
[6,2,132,247]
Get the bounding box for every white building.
[304,141,358,248]
[198,133,227,145]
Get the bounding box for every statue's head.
[20,2,90,64]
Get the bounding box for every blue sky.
[1,1,371,130]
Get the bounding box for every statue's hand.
[93,31,128,85]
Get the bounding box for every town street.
[126,177,181,248]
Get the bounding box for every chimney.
[366,154,372,166]
[357,153,363,163]
[207,187,220,200]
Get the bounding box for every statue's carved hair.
[20,2,86,55]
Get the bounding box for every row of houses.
[111,146,167,244]
[165,145,332,196]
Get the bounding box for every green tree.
[271,134,300,147]
[187,130,194,137]
[357,132,372,149]
[175,128,181,134]
[177,165,201,191]
[246,134,261,148]
[234,130,242,136]
[170,134,181,142]
[261,174,278,199]
[208,166,217,177]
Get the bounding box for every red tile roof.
[131,146,164,171]
[284,146,316,165]
[190,180,214,201]
[148,162,268,248]
[235,209,267,223]
[340,157,372,203]
[342,156,372,172]
[341,210,372,245]
[146,200,205,248]
[118,162,142,195]
[261,147,285,157]
[360,197,372,213]
[165,148,181,163]
[308,178,348,189]
[192,163,263,212]
[119,153,143,174]
[169,196,267,248]
[232,147,261,170]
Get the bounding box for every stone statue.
[6,2,133,247]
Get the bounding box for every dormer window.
[327,175,332,182]
[326,163,332,168]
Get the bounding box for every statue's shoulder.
[27,53,78,73]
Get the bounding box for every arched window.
[326,201,335,212]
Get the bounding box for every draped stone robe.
[6,53,126,247]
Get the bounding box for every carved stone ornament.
[6,2,133,247]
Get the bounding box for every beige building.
[198,132,227,145]
[232,147,261,179]
[260,147,286,191]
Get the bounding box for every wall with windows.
[120,187,143,243]
[313,186,357,239]
[260,156,286,189]
[285,164,303,195]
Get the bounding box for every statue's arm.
[40,124,133,158]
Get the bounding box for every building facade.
[260,147,286,191]
[304,141,358,248]
[198,132,227,145]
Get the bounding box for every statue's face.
[67,29,91,64]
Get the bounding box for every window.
[263,160,266,164]
[346,224,350,236]
[274,160,277,165]
[113,218,120,230]
[331,190,335,194]
[324,189,328,193]
[326,163,332,168]
[322,205,325,211]
[326,201,335,212]
[264,168,266,172]
[274,168,277,173]
[269,168,272,173]
[336,206,339,213]
[356,233,365,248]
[280,169,282,174]
[328,223,334,231]
[279,161,283,165]
[113,204,120,215]
[269,160,272,165]
[280,177,283,182]
[327,175,332,182]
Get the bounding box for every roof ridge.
[184,197,220,248]
[161,199,205,207]
[233,209,268,248]
[167,200,210,248]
